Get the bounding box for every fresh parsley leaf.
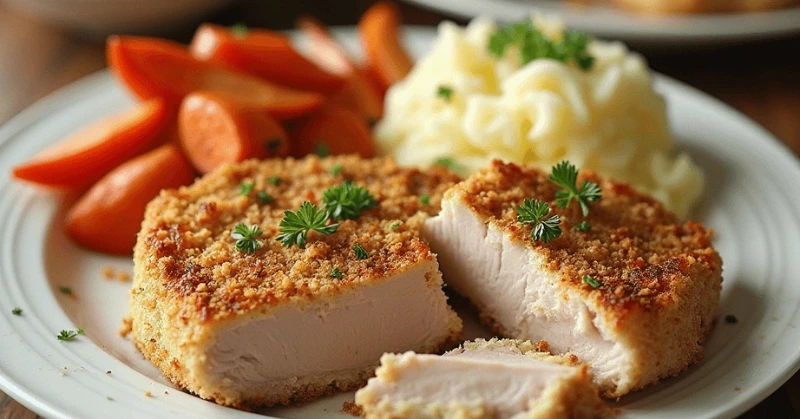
[488,20,594,70]
[230,23,248,38]
[268,176,282,186]
[231,223,263,254]
[576,221,591,232]
[276,202,339,248]
[420,195,430,205]
[240,183,255,196]
[353,243,369,260]
[11,307,22,316]
[516,199,562,243]
[315,143,329,157]
[437,85,454,101]
[59,286,72,295]
[390,222,401,230]
[57,330,78,341]
[330,268,343,279]
[322,182,377,220]
[331,164,343,177]
[257,191,274,204]
[582,275,601,289]
[549,161,601,217]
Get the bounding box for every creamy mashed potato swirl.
[376,17,703,217]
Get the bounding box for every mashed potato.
[375,16,703,218]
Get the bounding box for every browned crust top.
[135,156,460,323]
[451,160,722,312]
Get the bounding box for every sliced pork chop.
[129,156,462,408]
[355,338,608,419]
[422,160,722,397]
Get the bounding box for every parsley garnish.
[268,176,282,186]
[231,223,263,254]
[315,143,330,157]
[257,191,274,204]
[437,85,454,101]
[576,221,591,232]
[230,23,248,38]
[322,182,377,220]
[57,330,79,341]
[434,157,464,173]
[390,222,401,230]
[330,268,343,279]
[516,199,562,243]
[331,164,343,177]
[353,243,369,260]
[11,307,22,316]
[582,275,601,288]
[240,183,255,196]
[419,195,430,205]
[77,327,85,335]
[59,286,72,295]
[488,20,594,70]
[549,161,601,217]
[276,202,339,248]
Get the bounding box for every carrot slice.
[359,1,413,90]
[107,36,324,119]
[290,105,376,158]
[65,144,195,255]
[12,99,168,189]
[189,24,346,94]
[178,91,289,174]
[296,18,384,122]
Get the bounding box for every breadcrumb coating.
[453,160,722,314]
[133,155,460,325]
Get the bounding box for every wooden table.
[0,0,798,417]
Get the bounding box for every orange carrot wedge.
[359,1,413,90]
[12,99,168,189]
[65,144,195,255]
[189,24,346,94]
[291,105,376,158]
[178,91,289,174]
[107,36,324,119]
[296,17,383,122]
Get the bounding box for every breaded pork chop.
[422,160,722,398]
[129,156,462,409]
[356,338,608,419]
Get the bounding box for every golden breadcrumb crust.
[445,160,723,397]
[129,156,462,409]
[134,155,459,324]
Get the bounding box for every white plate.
[405,0,800,45]
[1,26,800,419]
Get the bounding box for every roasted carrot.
[189,24,346,94]
[359,1,413,90]
[290,105,376,158]
[65,144,195,255]
[12,99,168,189]
[296,17,383,122]
[178,91,289,174]
[107,36,324,119]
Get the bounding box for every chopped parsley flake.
[268,176,282,186]
[390,222,401,230]
[330,268,343,279]
[488,20,594,70]
[582,275,601,289]
[240,183,255,196]
[57,330,79,341]
[331,164,343,177]
[419,195,430,205]
[11,307,22,316]
[229,23,249,38]
[257,191,274,204]
[353,243,369,260]
[59,286,72,295]
[315,143,330,157]
[437,85,454,101]
[266,138,282,154]
[576,221,591,232]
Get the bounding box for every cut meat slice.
[422,160,722,397]
[355,338,608,419]
[129,156,463,408]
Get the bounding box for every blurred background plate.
[404,0,800,45]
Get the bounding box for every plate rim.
[1,25,800,419]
